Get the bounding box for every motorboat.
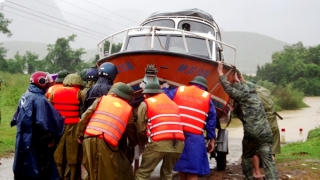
[96,8,238,170]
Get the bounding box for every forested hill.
[2,31,289,74]
[221,31,289,74]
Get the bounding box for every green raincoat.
[50,74,83,180]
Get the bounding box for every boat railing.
[97,26,236,65]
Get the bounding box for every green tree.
[23,51,45,74]
[0,46,8,72]
[6,53,24,74]
[256,42,320,96]
[0,12,12,37]
[44,34,86,73]
[104,41,122,54]
[0,12,12,72]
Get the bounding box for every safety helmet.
[142,82,162,94]
[189,76,208,90]
[98,62,118,81]
[80,68,88,81]
[56,70,70,83]
[86,67,99,81]
[30,71,53,90]
[112,83,134,101]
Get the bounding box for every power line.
[60,0,128,28]
[34,0,119,32]
[5,0,107,37]
[82,0,140,24]
[2,9,101,41]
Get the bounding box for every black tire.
[216,151,227,171]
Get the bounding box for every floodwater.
[0,97,319,180]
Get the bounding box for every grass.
[276,128,320,163]
[0,71,29,157]
[0,106,17,157]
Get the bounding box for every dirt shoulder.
[197,160,320,180]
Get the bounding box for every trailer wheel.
[216,151,227,171]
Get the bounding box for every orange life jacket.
[46,83,63,99]
[145,93,185,142]
[84,95,132,147]
[52,86,80,124]
[173,85,210,134]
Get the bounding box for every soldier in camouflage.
[217,61,278,180]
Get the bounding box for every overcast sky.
[1,0,320,49]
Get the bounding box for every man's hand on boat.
[217,61,245,82]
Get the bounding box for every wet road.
[1,97,319,180]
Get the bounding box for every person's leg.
[242,138,257,180]
[135,149,164,180]
[160,152,181,180]
[82,138,97,180]
[179,172,188,180]
[187,173,198,180]
[259,143,278,180]
[252,155,262,178]
[178,172,198,180]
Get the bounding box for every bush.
[273,83,308,110]
[0,71,30,107]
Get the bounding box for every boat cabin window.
[178,20,215,35]
[143,20,175,28]
[125,35,213,59]
[169,36,213,58]
[126,35,167,51]
[182,23,190,31]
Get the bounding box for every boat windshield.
[143,20,175,28]
[125,35,213,58]
[126,35,167,51]
[178,20,215,35]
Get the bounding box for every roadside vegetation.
[0,72,29,157]
[275,127,320,178]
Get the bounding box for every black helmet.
[56,70,70,83]
[86,67,99,81]
[112,83,134,101]
[98,62,118,81]
[80,68,88,81]
[189,76,208,90]
[142,82,162,94]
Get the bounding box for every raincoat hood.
[63,74,83,87]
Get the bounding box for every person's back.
[83,62,118,112]
[217,61,277,180]
[247,81,281,178]
[80,67,99,114]
[11,71,64,180]
[135,82,185,180]
[231,82,272,139]
[78,83,135,180]
[50,73,83,180]
[162,76,216,179]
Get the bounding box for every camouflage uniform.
[219,75,278,180]
[247,81,281,155]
